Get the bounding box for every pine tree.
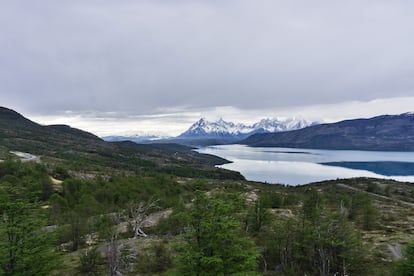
[396,240,414,275]
[0,195,57,275]
[175,192,258,275]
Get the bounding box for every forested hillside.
[1,160,414,275]
[1,107,414,275]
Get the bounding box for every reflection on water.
[322,161,414,176]
[196,145,414,185]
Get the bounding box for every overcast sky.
[1,0,414,136]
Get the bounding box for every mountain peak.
[178,117,318,140]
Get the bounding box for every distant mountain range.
[242,113,414,151]
[177,117,318,140]
[5,105,413,152]
[104,117,318,144]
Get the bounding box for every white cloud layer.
[1,1,413,135]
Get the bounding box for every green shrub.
[79,247,101,275]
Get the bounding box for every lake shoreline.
[197,144,414,185]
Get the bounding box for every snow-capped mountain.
[178,117,318,140]
[252,118,316,133]
[178,118,252,138]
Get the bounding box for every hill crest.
[242,113,414,151]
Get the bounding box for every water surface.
[197,145,414,185]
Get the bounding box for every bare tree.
[106,234,120,276]
[127,198,159,238]
[105,199,158,275]
[105,219,136,275]
[105,214,122,276]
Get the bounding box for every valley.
[4,2,414,275]
[1,107,414,275]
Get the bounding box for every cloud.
[30,96,414,137]
[0,1,413,118]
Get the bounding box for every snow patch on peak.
[178,117,319,140]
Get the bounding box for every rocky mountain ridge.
[242,113,414,151]
[177,117,318,140]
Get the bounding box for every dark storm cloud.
[1,0,414,115]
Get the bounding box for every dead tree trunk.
[107,235,120,276]
[127,198,159,238]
